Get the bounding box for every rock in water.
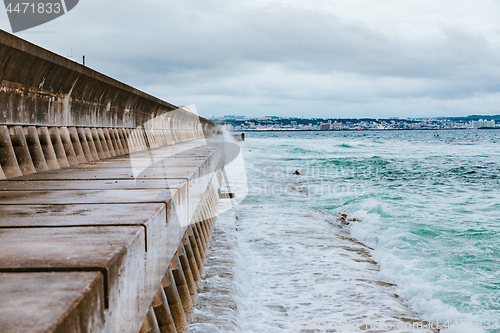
[336,212,361,224]
[293,170,301,175]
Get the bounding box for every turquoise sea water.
[233,130,500,333]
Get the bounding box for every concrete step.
[0,202,183,332]
[0,226,145,333]
[0,179,186,191]
[0,138,224,332]
[0,272,105,333]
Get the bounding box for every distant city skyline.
[214,114,498,131]
[2,1,500,119]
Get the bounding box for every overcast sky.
[2,0,500,118]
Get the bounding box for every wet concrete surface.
[0,137,225,332]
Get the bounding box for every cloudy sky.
[2,0,500,118]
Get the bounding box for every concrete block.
[153,130,161,148]
[0,202,177,319]
[0,226,146,333]
[117,128,129,154]
[186,226,203,274]
[0,186,187,319]
[0,189,177,205]
[141,129,150,149]
[125,129,137,152]
[169,254,194,321]
[9,126,36,176]
[90,128,106,160]
[0,203,164,228]
[0,178,186,191]
[97,128,112,158]
[162,269,188,333]
[110,128,124,156]
[68,127,87,164]
[0,134,224,332]
[37,127,60,170]
[139,129,149,150]
[151,287,177,333]
[182,234,201,286]
[139,306,161,333]
[14,166,198,181]
[0,125,22,178]
[26,126,49,172]
[177,243,197,303]
[0,272,105,333]
[128,129,138,151]
[145,130,155,149]
[103,128,116,157]
[135,128,147,151]
[59,127,79,166]
[128,129,140,151]
[49,127,70,168]
[77,127,94,162]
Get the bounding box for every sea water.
[227,130,500,333]
[188,130,499,332]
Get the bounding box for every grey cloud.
[6,0,500,117]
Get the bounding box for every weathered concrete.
[0,29,226,333]
[151,287,177,333]
[0,30,212,132]
[0,202,182,332]
[0,179,186,191]
[0,226,145,332]
[0,125,22,178]
[0,272,105,333]
[0,203,165,227]
[0,140,224,332]
[140,307,161,333]
[3,138,224,227]
[0,189,177,205]
[162,268,188,333]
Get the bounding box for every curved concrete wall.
[0,29,213,131]
[0,29,218,179]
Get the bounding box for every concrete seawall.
[0,29,229,333]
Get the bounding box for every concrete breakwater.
[0,29,230,333]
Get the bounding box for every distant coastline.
[215,115,499,132]
[231,127,499,132]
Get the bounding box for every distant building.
[472,120,495,129]
[319,123,331,130]
[291,121,298,126]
